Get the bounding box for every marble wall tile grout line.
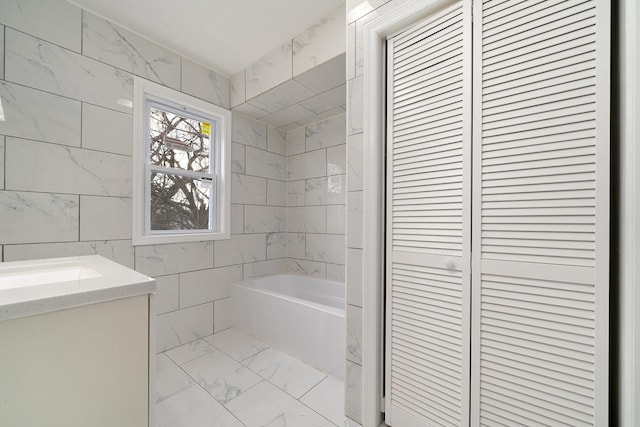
[233,142,288,159]
[5,135,133,158]
[285,113,346,279]
[3,78,133,117]
[0,188,130,200]
[7,25,149,89]
[80,9,84,54]
[77,193,81,242]
[2,25,76,57]
[79,98,84,148]
[2,135,5,189]
[2,25,5,77]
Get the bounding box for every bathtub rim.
[232,273,345,317]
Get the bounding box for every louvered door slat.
[394,349,463,382]
[472,1,609,426]
[395,22,463,64]
[396,105,463,129]
[481,339,594,374]
[485,13,596,62]
[483,145,595,165]
[395,61,463,96]
[482,0,527,19]
[480,376,594,418]
[386,2,471,426]
[482,35,596,75]
[395,74,464,107]
[482,0,592,38]
[395,37,463,78]
[394,143,462,158]
[481,368,595,408]
[394,375,462,413]
[395,91,463,117]
[484,58,596,95]
[482,0,558,26]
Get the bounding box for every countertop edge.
[0,280,156,322]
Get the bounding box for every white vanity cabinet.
[0,256,156,427]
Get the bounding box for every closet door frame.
[618,0,640,424]
[361,1,461,425]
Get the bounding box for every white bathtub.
[231,274,345,380]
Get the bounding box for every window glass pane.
[150,171,213,231]
[149,106,212,173]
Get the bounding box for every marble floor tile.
[181,349,263,404]
[165,338,217,365]
[225,381,335,427]
[156,385,244,427]
[300,376,345,426]
[156,329,347,426]
[155,353,195,403]
[344,417,362,427]
[204,328,270,362]
[242,347,327,399]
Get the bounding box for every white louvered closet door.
[471,0,610,426]
[385,2,472,426]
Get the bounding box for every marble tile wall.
[230,6,347,131]
[82,11,181,90]
[293,6,346,76]
[285,113,346,283]
[0,0,283,354]
[232,5,345,109]
[0,0,81,52]
[245,42,293,100]
[0,0,353,420]
[223,113,288,286]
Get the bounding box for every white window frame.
[132,77,231,246]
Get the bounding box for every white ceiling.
[68,0,345,76]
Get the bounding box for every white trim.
[470,0,482,422]
[383,36,394,418]
[593,2,611,425]
[147,293,156,427]
[362,1,458,425]
[132,77,231,246]
[618,0,640,424]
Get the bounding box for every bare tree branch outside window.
[148,106,214,231]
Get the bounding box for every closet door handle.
[445,259,456,270]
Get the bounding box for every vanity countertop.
[0,255,155,321]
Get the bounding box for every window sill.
[132,231,230,246]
